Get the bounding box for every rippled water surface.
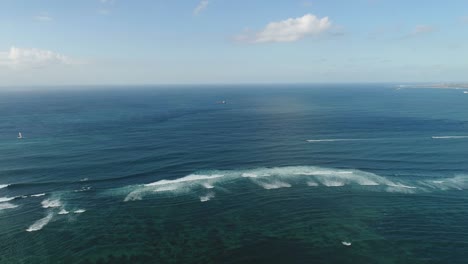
[1,85,468,263]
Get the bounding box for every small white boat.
[342,241,352,246]
[17,132,23,139]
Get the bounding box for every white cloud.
[404,25,435,38]
[193,0,209,15]
[237,14,332,43]
[34,15,53,22]
[0,47,72,69]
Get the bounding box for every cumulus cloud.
[0,47,72,69]
[236,14,332,43]
[194,0,209,15]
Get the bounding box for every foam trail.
[432,136,468,139]
[31,193,46,197]
[41,199,62,209]
[0,197,16,203]
[0,184,8,189]
[306,139,364,143]
[26,213,54,232]
[0,203,18,211]
[200,193,215,202]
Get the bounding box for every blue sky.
[1,0,467,85]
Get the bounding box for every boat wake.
[432,136,468,139]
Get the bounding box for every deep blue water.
[1,84,468,263]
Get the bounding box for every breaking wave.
[26,213,54,232]
[200,193,215,202]
[31,193,46,197]
[41,199,62,209]
[0,203,18,211]
[0,197,17,203]
[58,209,69,215]
[117,166,468,202]
[0,184,8,189]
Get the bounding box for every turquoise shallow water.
[1,84,468,263]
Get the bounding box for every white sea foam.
[0,197,16,203]
[122,165,463,201]
[58,209,69,215]
[125,174,225,201]
[153,185,178,192]
[31,193,46,197]
[145,174,224,187]
[0,184,8,189]
[202,183,215,189]
[242,173,258,178]
[321,180,345,187]
[342,241,352,246]
[41,198,62,209]
[200,192,215,202]
[74,187,91,192]
[307,181,319,187]
[26,213,54,232]
[418,175,468,191]
[0,202,18,211]
[306,139,363,143]
[258,181,292,190]
[432,136,468,139]
[74,209,86,214]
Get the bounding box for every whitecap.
[202,183,215,189]
[26,213,54,232]
[258,181,292,190]
[342,241,352,246]
[58,209,69,215]
[74,209,86,214]
[200,193,215,202]
[0,202,18,211]
[41,198,62,209]
[0,184,8,189]
[30,193,46,197]
[153,185,178,192]
[307,181,319,187]
[241,173,258,178]
[0,197,16,203]
[145,174,225,187]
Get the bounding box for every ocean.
[1,84,468,263]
